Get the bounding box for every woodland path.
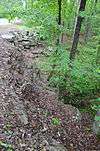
[0,24,100,151]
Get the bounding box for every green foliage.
[0,0,22,20]
[95,116,100,121]
[0,141,13,151]
[51,117,61,125]
[39,42,99,105]
[13,0,78,44]
[91,98,100,113]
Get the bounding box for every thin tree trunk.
[84,18,92,43]
[48,0,62,81]
[57,0,62,45]
[61,21,65,43]
[58,0,62,25]
[70,0,87,61]
[84,0,98,43]
[96,40,100,65]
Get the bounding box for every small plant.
[95,115,100,121]
[0,141,14,151]
[51,117,61,126]
[91,98,100,112]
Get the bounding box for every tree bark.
[84,18,92,43]
[70,0,87,61]
[96,40,100,65]
[57,0,62,45]
[58,0,62,25]
[84,0,98,43]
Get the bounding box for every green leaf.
[96,98,100,102]
[51,117,60,125]
[95,116,100,121]
[0,141,13,150]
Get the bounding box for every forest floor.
[0,24,100,151]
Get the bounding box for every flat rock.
[1,33,15,42]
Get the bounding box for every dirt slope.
[0,26,99,151]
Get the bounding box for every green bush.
[39,43,99,106]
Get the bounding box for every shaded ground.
[0,25,100,151]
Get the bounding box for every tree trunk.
[84,0,98,43]
[96,40,100,65]
[57,0,62,45]
[58,0,62,25]
[70,0,87,61]
[48,0,62,81]
[84,18,92,43]
[61,23,64,43]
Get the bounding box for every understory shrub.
[39,43,99,106]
